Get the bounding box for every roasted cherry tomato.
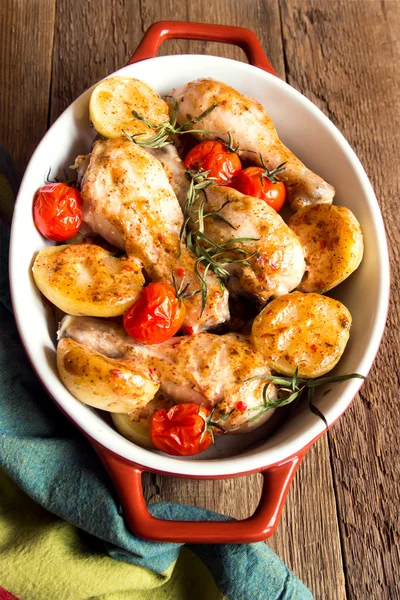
[184,140,242,183]
[231,167,287,212]
[150,403,214,456]
[123,282,186,345]
[33,182,83,241]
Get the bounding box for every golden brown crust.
[289,204,364,293]
[32,244,144,317]
[251,291,352,378]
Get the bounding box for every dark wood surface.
[1,1,399,598]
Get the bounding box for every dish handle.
[126,21,277,76]
[91,439,306,543]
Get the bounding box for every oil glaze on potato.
[33,244,144,317]
[251,291,352,378]
[89,76,169,139]
[288,204,363,293]
[57,338,159,412]
[112,394,175,448]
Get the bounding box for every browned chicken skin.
[167,78,335,211]
[148,145,305,302]
[58,315,277,433]
[80,137,229,332]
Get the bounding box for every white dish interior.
[10,55,390,477]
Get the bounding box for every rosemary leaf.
[306,373,366,388]
[307,387,328,428]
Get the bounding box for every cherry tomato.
[33,182,83,241]
[123,282,186,345]
[231,167,287,212]
[150,403,214,456]
[184,140,242,183]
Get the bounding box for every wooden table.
[1,1,399,598]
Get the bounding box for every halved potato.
[89,76,169,139]
[33,244,144,317]
[251,291,352,378]
[288,204,363,293]
[112,394,175,448]
[57,338,159,412]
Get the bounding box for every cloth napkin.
[0,146,313,600]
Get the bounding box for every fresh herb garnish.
[181,169,258,314]
[123,98,217,149]
[243,369,366,427]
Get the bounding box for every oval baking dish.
[9,21,390,543]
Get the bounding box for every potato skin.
[32,244,144,317]
[288,204,363,293]
[89,76,169,139]
[112,394,175,448]
[57,338,159,412]
[251,291,352,378]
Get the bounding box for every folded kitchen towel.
[0,147,313,600]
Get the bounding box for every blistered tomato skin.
[123,282,186,345]
[184,141,242,183]
[231,167,287,212]
[150,403,214,456]
[33,182,83,241]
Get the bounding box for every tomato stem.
[258,154,287,185]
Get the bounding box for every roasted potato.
[288,204,363,293]
[112,394,175,448]
[33,244,144,317]
[57,338,159,412]
[89,76,169,139]
[251,291,352,378]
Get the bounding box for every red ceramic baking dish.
[9,22,390,543]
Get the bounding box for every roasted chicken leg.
[80,137,229,332]
[167,78,335,211]
[58,315,277,433]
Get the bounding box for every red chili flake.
[185,326,194,335]
[266,310,273,315]
[310,344,318,352]
[111,369,123,377]
[175,267,185,277]
[269,261,279,271]
[236,401,247,412]
[123,264,134,271]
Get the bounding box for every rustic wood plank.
[0,0,56,179]
[280,1,400,598]
[49,0,145,123]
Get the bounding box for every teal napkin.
[0,146,312,599]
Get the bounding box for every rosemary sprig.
[123,98,217,149]
[181,169,258,313]
[243,369,365,426]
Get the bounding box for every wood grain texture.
[280,1,400,598]
[0,0,56,179]
[2,1,398,599]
